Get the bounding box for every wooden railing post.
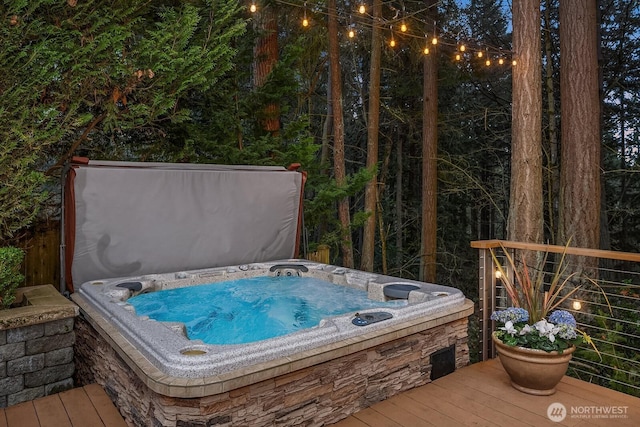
[478,246,496,361]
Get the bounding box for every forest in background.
[2,0,640,303]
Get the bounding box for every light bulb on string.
[347,14,355,39]
[302,2,309,27]
[512,59,517,66]
[485,58,491,66]
[423,47,430,55]
[431,20,437,45]
[249,2,257,13]
[358,4,366,14]
[400,22,407,32]
[390,37,396,47]
[455,53,461,61]
[477,51,483,58]
[498,58,504,65]
[459,44,466,52]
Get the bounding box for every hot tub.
[72,261,473,426]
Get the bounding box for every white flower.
[519,324,533,335]
[500,320,518,335]
[534,319,560,343]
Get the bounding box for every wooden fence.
[17,226,60,289]
[306,244,330,264]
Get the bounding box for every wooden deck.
[0,384,127,427]
[332,358,640,427]
[1,360,638,426]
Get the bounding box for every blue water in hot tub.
[127,276,406,345]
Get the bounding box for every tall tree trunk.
[395,136,403,271]
[419,0,438,283]
[543,0,559,244]
[377,132,394,275]
[559,0,601,252]
[252,5,280,134]
[321,79,332,174]
[508,0,543,244]
[328,0,354,267]
[360,0,383,272]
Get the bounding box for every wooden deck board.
[4,401,40,427]
[351,407,403,427]
[0,385,124,427]
[58,387,107,427]
[367,399,439,427]
[33,395,72,427]
[381,392,460,426]
[427,367,548,426]
[83,384,128,427]
[331,358,640,427]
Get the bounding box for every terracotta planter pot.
[492,331,575,396]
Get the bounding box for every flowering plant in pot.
[489,243,599,395]
[491,307,583,353]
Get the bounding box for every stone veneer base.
[74,301,472,427]
[0,285,79,408]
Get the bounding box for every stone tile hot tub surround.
[72,261,473,426]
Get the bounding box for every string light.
[456,43,464,61]
[302,2,309,27]
[423,34,430,54]
[249,1,516,69]
[431,20,437,45]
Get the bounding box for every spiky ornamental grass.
[490,242,604,354]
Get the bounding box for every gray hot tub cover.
[63,158,305,292]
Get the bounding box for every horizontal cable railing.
[471,240,640,397]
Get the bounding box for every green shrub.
[0,247,24,309]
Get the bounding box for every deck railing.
[471,240,640,397]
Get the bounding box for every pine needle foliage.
[0,0,245,242]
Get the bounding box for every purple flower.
[549,310,577,327]
[491,307,529,324]
[557,324,577,340]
